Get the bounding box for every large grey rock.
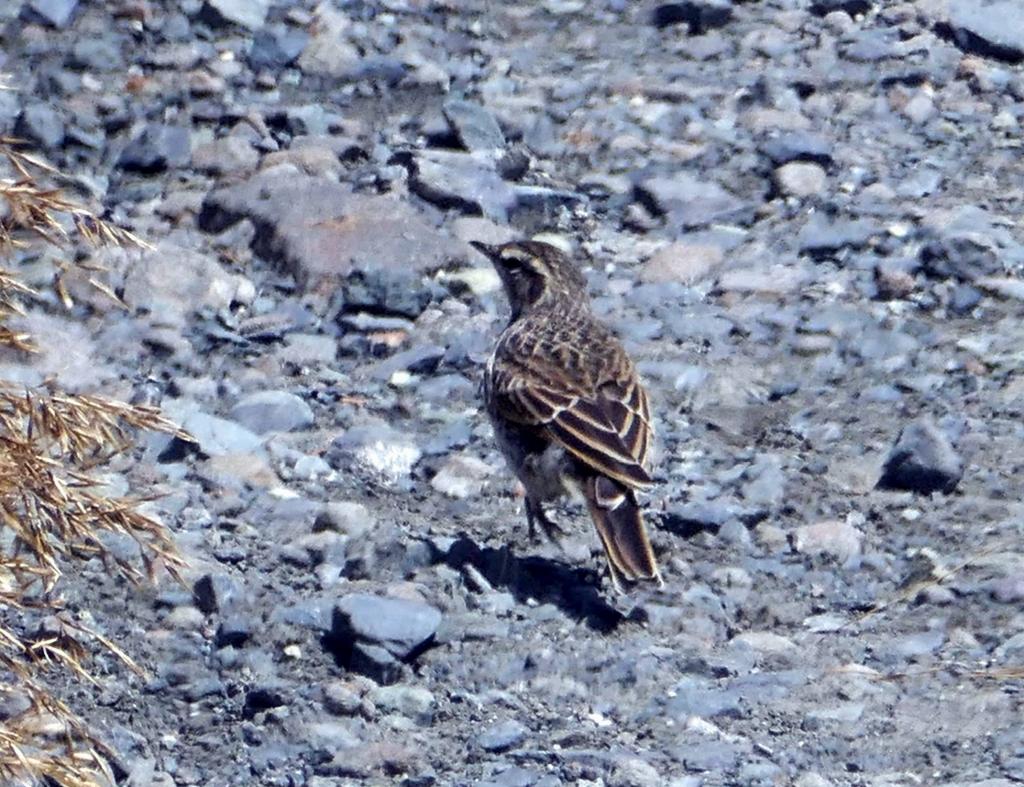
[14,103,64,149]
[21,0,78,27]
[404,151,516,221]
[229,391,314,434]
[476,719,527,752]
[198,166,463,292]
[161,402,264,458]
[197,0,270,30]
[443,100,505,152]
[941,0,1024,63]
[118,125,191,173]
[117,243,248,327]
[878,418,963,494]
[332,594,442,661]
[635,173,751,229]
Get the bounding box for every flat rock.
[326,423,423,483]
[332,594,442,661]
[229,390,314,434]
[443,99,505,152]
[21,0,78,27]
[941,0,1024,63]
[404,150,516,220]
[161,401,264,458]
[635,173,751,229]
[774,162,827,198]
[199,166,463,292]
[878,418,963,494]
[790,519,864,563]
[118,244,247,327]
[198,0,271,30]
[641,242,725,284]
[118,124,191,173]
[476,719,527,752]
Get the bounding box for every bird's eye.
[501,254,530,273]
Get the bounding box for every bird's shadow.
[437,535,640,633]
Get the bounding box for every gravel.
[5,0,1024,784]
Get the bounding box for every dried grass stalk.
[0,134,189,785]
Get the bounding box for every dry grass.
[0,135,187,785]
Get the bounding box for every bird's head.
[470,240,588,319]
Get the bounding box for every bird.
[471,239,663,592]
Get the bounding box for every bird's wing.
[490,355,655,489]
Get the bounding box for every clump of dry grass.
[0,135,187,785]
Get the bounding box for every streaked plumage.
[472,240,662,592]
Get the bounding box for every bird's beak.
[470,240,500,259]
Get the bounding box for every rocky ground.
[3,0,1024,785]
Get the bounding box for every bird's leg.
[525,497,563,542]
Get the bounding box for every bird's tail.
[584,476,662,592]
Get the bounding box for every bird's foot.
[525,499,564,543]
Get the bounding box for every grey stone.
[68,37,123,71]
[14,103,64,149]
[635,173,751,229]
[404,150,516,220]
[332,594,442,661]
[368,684,435,724]
[22,0,78,27]
[118,125,191,173]
[651,2,732,34]
[193,572,243,614]
[197,0,271,31]
[229,391,314,434]
[162,403,264,458]
[190,136,259,175]
[798,215,880,258]
[760,132,833,167]
[249,25,309,70]
[774,162,827,198]
[443,99,505,152]
[942,0,1024,63]
[199,167,463,292]
[878,418,963,494]
[326,423,423,483]
[476,719,527,752]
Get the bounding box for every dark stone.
[118,125,191,173]
[13,103,64,149]
[878,418,963,494]
[809,0,871,17]
[331,594,442,662]
[798,214,880,258]
[652,2,732,34]
[443,99,505,152]
[193,572,243,614]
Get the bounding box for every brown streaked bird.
[471,239,662,592]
